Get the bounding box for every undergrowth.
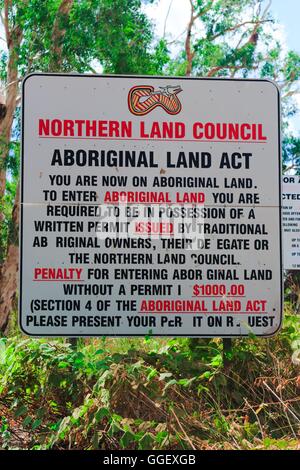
[0,307,299,450]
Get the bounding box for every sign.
[282,175,300,269]
[20,74,282,337]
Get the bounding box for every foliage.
[95,0,167,74]
[1,116,20,262]
[0,308,300,450]
[282,136,300,173]
[168,0,300,138]
[0,0,300,451]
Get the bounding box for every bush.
[0,309,300,450]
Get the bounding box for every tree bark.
[49,0,74,71]
[0,184,19,332]
[0,22,22,261]
[0,2,22,331]
[0,0,74,333]
[185,1,195,77]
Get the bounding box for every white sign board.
[20,74,282,337]
[282,175,300,269]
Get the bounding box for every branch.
[193,0,215,21]
[209,19,272,42]
[206,50,277,78]
[163,0,174,38]
[235,0,271,50]
[185,0,215,76]
[284,163,298,173]
[50,0,74,71]
[206,0,273,79]
[282,89,299,100]
[185,1,195,76]
[87,65,98,74]
[2,78,22,91]
[207,64,258,77]
[263,381,300,426]
[3,0,11,47]
[170,408,196,451]
[167,28,186,45]
[278,73,300,88]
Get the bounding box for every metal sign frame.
[20,73,283,337]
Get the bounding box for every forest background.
[0,0,300,450]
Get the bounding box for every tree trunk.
[49,0,74,71]
[0,184,19,332]
[0,1,74,333]
[0,46,20,262]
[0,16,22,331]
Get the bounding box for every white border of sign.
[19,73,283,338]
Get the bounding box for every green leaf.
[108,421,122,436]
[95,407,110,422]
[91,431,99,449]
[120,430,135,448]
[32,418,42,430]
[163,379,178,391]
[200,371,213,379]
[138,432,154,450]
[58,361,69,369]
[14,404,27,417]
[23,416,32,427]
[147,368,158,380]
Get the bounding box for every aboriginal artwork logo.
[128,85,182,116]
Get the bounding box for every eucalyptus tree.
[0,0,161,332]
[167,0,299,125]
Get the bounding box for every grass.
[0,306,300,450]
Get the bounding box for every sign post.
[20,74,282,338]
[282,175,300,270]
